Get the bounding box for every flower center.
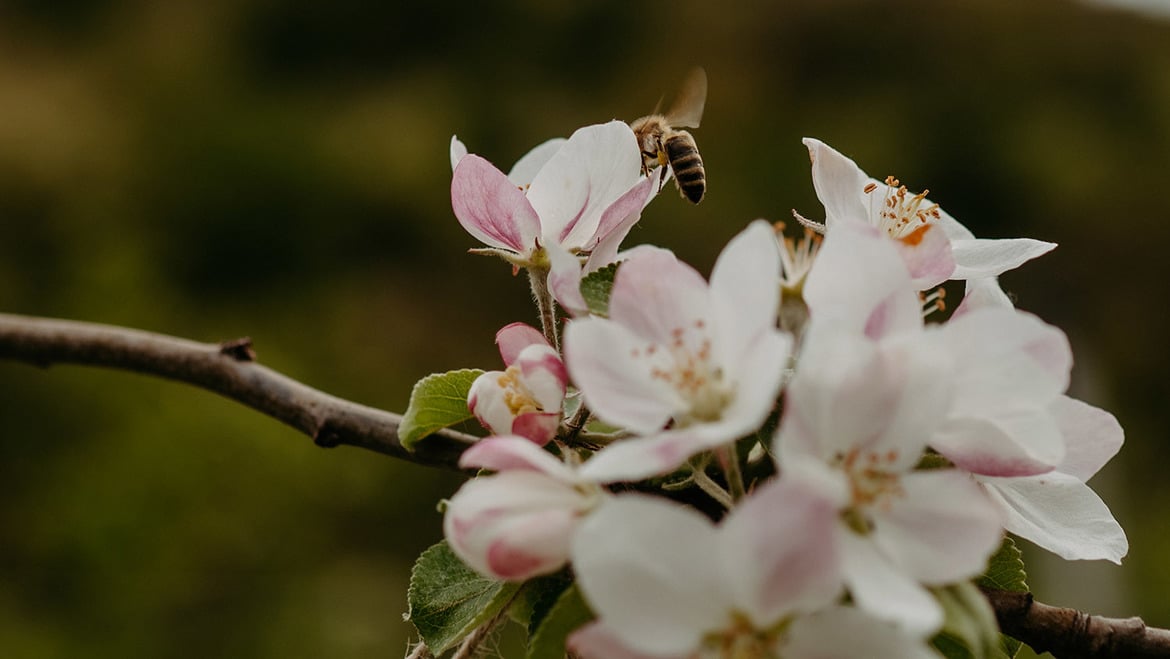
[700,612,781,659]
[632,319,732,425]
[498,365,545,416]
[835,447,906,534]
[774,221,822,294]
[864,176,941,241]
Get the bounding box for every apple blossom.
[775,319,1005,633]
[801,137,1055,289]
[568,478,939,659]
[450,121,656,313]
[442,435,604,581]
[468,322,567,445]
[802,222,1072,478]
[564,220,792,482]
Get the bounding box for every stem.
[451,587,522,659]
[561,399,592,443]
[689,461,734,509]
[527,266,559,351]
[720,446,747,503]
[404,642,433,659]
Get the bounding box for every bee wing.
[663,67,707,129]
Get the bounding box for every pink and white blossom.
[802,222,1072,478]
[568,478,938,659]
[443,436,604,581]
[802,137,1055,290]
[563,221,792,482]
[450,122,656,311]
[775,318,1005,633]
[468,322,567,445]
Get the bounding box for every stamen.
[920,287,947,318]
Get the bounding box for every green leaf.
[976,536,1028,657]
[526,583,595,659]
[405,540,522,654]
[399,369,484,449]
[507,570,572,631]
[580,263,619,317]
[931,581,1005,659]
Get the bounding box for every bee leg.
[657,163,669,192]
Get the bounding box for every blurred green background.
[1,0,1167,657]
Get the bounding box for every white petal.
[894,222,956,290]
[528,121,642,249]
[949,237,1057,281]
[720,329,791,438]
[577,426,728,483]
[982,473,1128,563]
[569,622,686,659]
[719,475,843,626]
[872,470,1005,584]
[451,154,541,253]
[515,343,568,408]
[952,277,1015,317]
[546,240,590,317]
[458,435,577,481]
[840,530,944,635]
[450,135,468,171]
[708,221,783,373]
[571,495,731,657]
[467,370,518,437]
[803,138,870,229]
[784,606,940,659]
[507,137,566,187]
[1052,396,1123,482]
[932,411,1064,477]
[608,248,710,345]
[804,222,921,338]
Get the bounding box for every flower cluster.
[425,124,1127,658]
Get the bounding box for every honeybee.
[629,67,708,204]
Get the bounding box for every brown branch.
[5,313,1170,657]
[0,312,477,471]
[984,588,1170,658]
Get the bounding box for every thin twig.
[0,312,477,472]
[404,641,434,659]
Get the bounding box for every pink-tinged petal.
[949,237,1057,281]
[564,316,683,434]
[941,308,1072,412]
[570,622,686,659]
[511,411,561,445]
[1052,396,1123,481]
[496,322,548,365]
[872,470,1004,584]
[527,121,643,249]
[515,344,568,400]
[952,277,1014,317]
[720,475,843,626]
[451,155,541,253]
[893,222,956,290]
[708,221,782,373]
[931,412,1063,477]
[785,606,940,659]
[458,435,577,479]
[720,329,790,437]
[804,222,921,338]
[570,495,730,657]
[608,248,710,345]
[444,471,592,580]
[483,507,579,580]
[585,176,655,253]
[803,138,870,229]
[450,135,468,171]
[507,137,566,187]
[981,472,1128,563]
[546,240,590,317]
[577,427,726,483]
[839,530,943,635]
[468,370,515,436]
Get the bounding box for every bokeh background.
[1,0,1168,657]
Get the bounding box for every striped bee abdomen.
[664,131,706,204]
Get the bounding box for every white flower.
[568,478,939,659]
[443,436,603,581]
[450,122,656,312]
[563,221,792,482]
[802,137,1056,290]
[468,322,567,445]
